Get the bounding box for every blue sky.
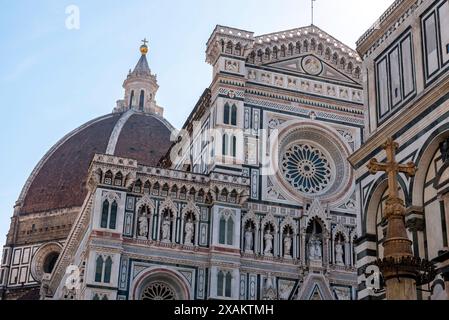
[0,0,393,244]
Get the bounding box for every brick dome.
[18,111,174,215]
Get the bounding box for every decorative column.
[301,229,306,265]
[367,138,435,300]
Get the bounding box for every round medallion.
[302,55,323,76]
[281,144,332,194]
[141,282,177,300]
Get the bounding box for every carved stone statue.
[335,241,344,266]
[138,215,148,237]
[308,236,322,261]
[264,229,273,255]
[283,234,292,258]
[184,218,194,245]
[308,237,316,260]
[244,226,254,252]
[314,238,322,260]
[161,216,171,242]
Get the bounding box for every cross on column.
[141,38,149,46]
[367,137,417,201]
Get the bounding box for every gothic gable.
[266,54,360,85]
[297,273,334,300]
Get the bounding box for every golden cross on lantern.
[141,38,149,46]
[367,137,417,200]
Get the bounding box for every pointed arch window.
[94,255,113,284]
[103,257,113,284]
[100,199,118,230]
[223,103,230,124]
[225,272,232,297]
[219,217,227,244]
[139,90,145,111]
[95,256,104,282]
[109,201,117,229]
[101,200,109,229]
[129,90,134,108]
[217,271,224,297]
[219,213,234,246]
[226,218,234,245]
[231,136,237,158]
[217,270,232,298]
[231,105,237,126]
[222,134,229,156]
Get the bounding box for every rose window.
[141,282,177,300]
[281,144,332,194]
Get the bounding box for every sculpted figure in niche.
[184,218,194,245]
[314,238,322,260]
[335,240,345,266]
[308,236,322,261]
[161,215,171,242]
[244,225,254,252]
[284,233,292,258]
[138,214,148,238]
[264,228,273,255]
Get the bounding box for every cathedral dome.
[18,110,174,215]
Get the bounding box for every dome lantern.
[114,39,164,116]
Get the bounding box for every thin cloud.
[1,55,38,83]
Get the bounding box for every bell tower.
[114,39,164,116]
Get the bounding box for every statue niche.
[160,209,173,242]
[137,205,151,238]
[263,224,275,256]
[244,221,255,253]
[334,233,345,267]
[307,219,323,264]
[184,212,195,246]
[283,226,293,258]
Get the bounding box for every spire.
[131,39,151,76]
[114,39,164,116]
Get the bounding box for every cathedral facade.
[0,23,364,300]
[4,0,448,301]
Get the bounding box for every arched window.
[104,257,112,283]
[223,103,230,124]
[217,271,232,298]
[114,172,123,186]
[225,272,232,297]
[227,218,234,245]
[217,271,224,297]
[222,134,228,156]
[109,201,117,230]
[139,90,145,111]
[231,136,237,158]
[104,171,113,185]
[101,200,109,229]
[129,90,134,107]
[231,105,237,126]
[95,256,104,282]
[219,217,227,244]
